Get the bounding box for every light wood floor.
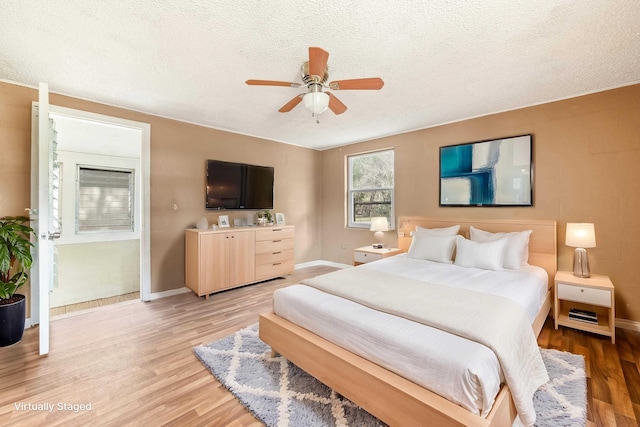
[1,265,638,426]
[50,292,140,317]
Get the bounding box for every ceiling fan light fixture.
[303,92,329,115]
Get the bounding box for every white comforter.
[300,266,548,426]
[272,255,550,424]
[366,254,549,323]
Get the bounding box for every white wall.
[51,240,140,307]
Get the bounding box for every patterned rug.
[194,324,586,427]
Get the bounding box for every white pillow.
[415,224,460,236]
[454,236,507,271]
[407,234,457,263]
[469,226,532,269]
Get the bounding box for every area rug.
[194,324,586,427]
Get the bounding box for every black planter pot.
[0,294,26,347]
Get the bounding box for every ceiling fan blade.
[327,93,347,115]
[328,77,384,90]
[246,79,301,88]
[308,47,329,79]
[278,95,303,112]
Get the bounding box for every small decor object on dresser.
[218,215,230,228]
[258,210,273,226]
[275,212,285,225]
[195,216,208,230]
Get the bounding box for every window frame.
[346,148,395,229]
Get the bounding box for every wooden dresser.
[185,225,295,298]
[255,227,295,281]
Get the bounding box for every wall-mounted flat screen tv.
[206,159,274,210]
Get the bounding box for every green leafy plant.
[259,210,273,223]
[0,216,35,301]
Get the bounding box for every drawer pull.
[273,228,282,231]
[273,251,281,255]
[273,262,282,266]
[273,240,282,243]
[581,289,584,292]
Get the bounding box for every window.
[76,166,134,233]
[347,149,394,228]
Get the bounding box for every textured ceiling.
[1,1,639,150]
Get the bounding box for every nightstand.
[554,271,615,343]
[353,246,403,266]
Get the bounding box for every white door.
[30,82,59,355]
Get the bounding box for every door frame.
[30,103,152,334]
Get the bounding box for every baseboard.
[295,260,352,270]
[148,286,191,301]
[615,318,640,332]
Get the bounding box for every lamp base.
[572,247,591,278]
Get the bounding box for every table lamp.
[565,223,596,278]
[370,217,389,249]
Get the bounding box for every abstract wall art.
[439,134,533,207]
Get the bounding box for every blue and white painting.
[440,134,532,206]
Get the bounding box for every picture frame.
[218,215,230,228]
[275,213,286,225]
[439,134,533,207]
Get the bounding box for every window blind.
[77,167,134,232]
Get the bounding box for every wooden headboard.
[397,217,557,289]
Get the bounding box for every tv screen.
[206,160,274,210]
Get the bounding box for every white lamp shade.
[303,92,329,115]
[565,223,596,248]
[370,217,389,232]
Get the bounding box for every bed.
[259,217,557,427]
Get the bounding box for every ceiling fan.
[246,47,384,118]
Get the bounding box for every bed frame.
[259,217,557,427]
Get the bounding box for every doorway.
[32,104,151,320]
[50,113,145,315]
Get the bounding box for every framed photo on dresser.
[218,215,230,228]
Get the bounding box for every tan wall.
[321,84,640,322]
[0,81,322,305]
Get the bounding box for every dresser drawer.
[354,251,383,264]
[256,259,294,281]
[256,227,295,241]
[255,238,294,254]
[256,249,294,266]
[557,283,611,307]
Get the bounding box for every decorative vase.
[0,294,26,347]
[196,217,208,230]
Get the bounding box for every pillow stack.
[454,237,508,271]
[407,225,460,263]
[469,226,532,270]
[406,224,532,271]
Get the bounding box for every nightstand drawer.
[354,251,383,264]
[557,283,611,307]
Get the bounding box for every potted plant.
[257,210,273,226]
[0,216,35,347]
